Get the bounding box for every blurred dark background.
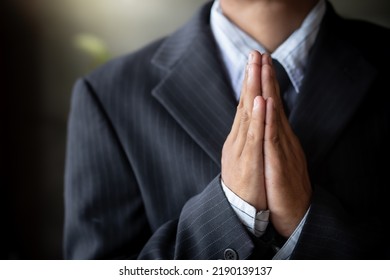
[1,0,389,260]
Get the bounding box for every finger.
[235,51,262,151]
[242,95,266,159]
[265,96,289,158]
[264,97,278,144]
[262,68,297,169]
[262,54,280,97]
[243,95,267,210]
[244,51,262,112]
[261,54,278,101]
[262,54,298,144]
[238,51,262,105]
[265,97,290,170]
[261,59,290,125]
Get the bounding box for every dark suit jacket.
[64,1,390,259]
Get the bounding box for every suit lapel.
[151,2,236,167]
[289,4,377,172]
[150,2,378,173]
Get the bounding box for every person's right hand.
[221,51,267,211]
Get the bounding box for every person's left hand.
[260,53,312,238]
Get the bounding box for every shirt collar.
[210,0,326,96]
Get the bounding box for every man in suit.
[64,0,390,259]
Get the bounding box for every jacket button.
[224,248,238,260]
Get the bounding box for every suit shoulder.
[83,37,166,92]
[344,18,390,37]
[342,19,390,59]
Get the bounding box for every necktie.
[272,59,295,117]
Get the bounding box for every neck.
[219,0,319,52]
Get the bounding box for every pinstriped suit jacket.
[64,1,390,259]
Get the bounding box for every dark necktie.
[272,59,295,117]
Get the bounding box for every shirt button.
[224,248,238,260]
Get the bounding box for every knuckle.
[222,140,231,155]
[246,130,257,143]
[271,135,280,144]
[240,110,250,124]
[265,134,280,145]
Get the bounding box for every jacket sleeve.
[291,186,389,259]
[64,78,263,260]
[138,176,256,259]
[64,78,152,259]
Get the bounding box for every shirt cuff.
[272,207,310,260]
[221,179,269,237]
